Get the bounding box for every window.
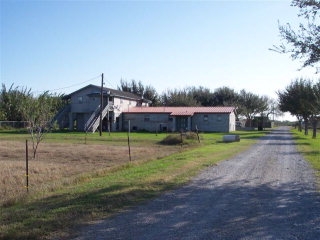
[217,115,222,122]
[203,115,208,121]
[78,96,83,104]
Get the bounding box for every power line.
[105,78,117,89]
[48,75,101,92]
[30,75,101,95]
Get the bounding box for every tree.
[161,88,199,106]
[311,79,320,138]
[264,98,283,121]
[118,79,160,106]
[143,85,161,106]
[277,78,316,135]
[271,0,320,70]
[188,86,214,106]
[118,79,144,96]
[22,91,64,158]
[238,90,269,127]
[0,84,32,121]
[212,87,241,119]
[212,87,239,106]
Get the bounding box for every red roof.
[124,106,235,116]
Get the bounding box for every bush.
[159,134,182,145]
[185,132,198,140]
[159,132,199,145]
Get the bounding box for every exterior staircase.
[51,104,71,129]
[85,104,110,132]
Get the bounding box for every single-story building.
[122,106,236,132]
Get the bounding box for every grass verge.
[291,129,320,180]
[0,130,268,240]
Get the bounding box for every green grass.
[0,130,268,240]
[0,130,174,145]
[291,129,320,178]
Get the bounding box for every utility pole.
[99,73,104,136]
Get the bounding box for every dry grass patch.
[0,139,178,207]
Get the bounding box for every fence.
[0,121,29,129]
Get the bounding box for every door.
[176,117,188,132]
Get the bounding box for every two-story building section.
[54,84,149,132]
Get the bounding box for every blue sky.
[0,0,317,119]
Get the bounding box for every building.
[123,106,236,132]
[54,85,236,133]
[54,84,149,132]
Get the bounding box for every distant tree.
[188,86,214,106]
[238,90,269,127]
[212,87,239,106]
[0,84,32,121]
[118,79,131,92]
[0,109,5,121]
[310,79,320,138]
[118,79,160,106]
[143,85,161,106]
[161,88,199,106]
[118,79,144,96]
[277,78,316,135]
[212,87,241,119]
[264,98,283,121]
[271,0,320,70]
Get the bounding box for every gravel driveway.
[73,127,320,240]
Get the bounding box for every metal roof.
[124,106,235,116]
[63,84,146,101]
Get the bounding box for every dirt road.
[73,127,320,239]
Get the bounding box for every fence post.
[127,120,131,162]
[26,139,29,193]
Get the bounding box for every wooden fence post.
[26,139,29,193]
[127,120,132,162]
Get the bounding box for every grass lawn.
[291,128,320,179]
[0,130,268,240]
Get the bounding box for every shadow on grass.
[2,176,320,240]
[72,180,320,240]
[0,180,177,240]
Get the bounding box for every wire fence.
[0,121,29,129]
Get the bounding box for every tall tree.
[118,79,160,106]
[143,85,161,106]
[277,78,316,135]
[188,86,214,106]
[161,88,199,106]
[265,98,283,121]
[118,79,144,96]
[271,0,320,70]
[238,90,269,127]
[0,84,32,121]
[311,79,320,138]
[212,87,239,107]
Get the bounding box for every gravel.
[73,127,320,240]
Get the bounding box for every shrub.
[159,134,182,145]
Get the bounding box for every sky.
[0,0,318,120]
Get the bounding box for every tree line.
[0,84,64,157]
[272,0,320,138]
[278,78,320,138]
[118,79,281,123]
